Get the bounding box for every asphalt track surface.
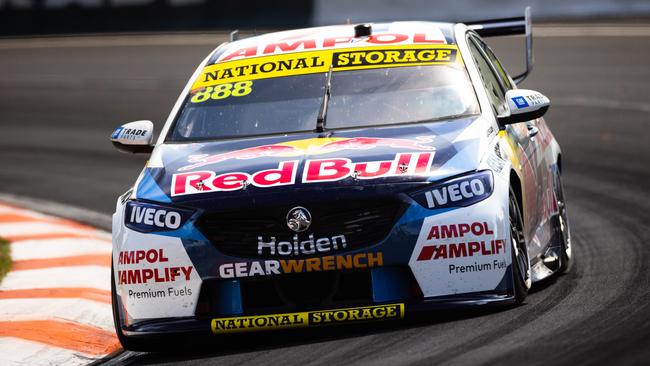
[1,25,650,365]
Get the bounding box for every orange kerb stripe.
[5,232,110,243]
[48,219,96,231]
[0,320,120,356]
[0,212,95,230]
[0,203,26,212]
[0,213,49,223]
[12,255,111,271]
[0,288,111,304]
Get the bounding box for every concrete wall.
[1,0,649,35]
[313,0,650,25]
[0,0,313,35]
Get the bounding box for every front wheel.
[554,172,572,273]
[509,187,531,304]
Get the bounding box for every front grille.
[241,270,373,313]
[196,270,374,316]
[195,266,422,317]
[197,198,404,258]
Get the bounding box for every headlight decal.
[125,200,194,233]
[410,170,493,209]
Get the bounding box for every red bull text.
[172,152,434,196]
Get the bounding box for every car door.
[466,34,543,250]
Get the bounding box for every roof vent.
[354,23,372,37]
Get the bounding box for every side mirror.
[498,89,550,125]
[110,120,154,154]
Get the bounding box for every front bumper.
[120,292,515,337]
[112,168,514,336]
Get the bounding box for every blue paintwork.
[371,267,414,303]
[213,280,244,316]
[136,169,172,203]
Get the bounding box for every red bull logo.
[172,152,435,196]
[178,136,436,171]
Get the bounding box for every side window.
[467,36,509,116]
[480,41,514,90]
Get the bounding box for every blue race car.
[110,10,571,351]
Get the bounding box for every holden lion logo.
[287,207,311,233]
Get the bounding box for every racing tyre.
[509,187,531,304]
[111,262,166,352]
[554,171,572,273]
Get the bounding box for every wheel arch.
[509,169,524,224]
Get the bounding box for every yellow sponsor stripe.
[192,44,461,90]
[211,303,405,334]
[212,312,308,333]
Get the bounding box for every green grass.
[0,238,11,284]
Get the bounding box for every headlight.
[124,200,194,233]
[409,170,493,209]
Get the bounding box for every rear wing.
[466,7,532,84]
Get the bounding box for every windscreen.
[169,45,479,141]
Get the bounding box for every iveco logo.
[286,207,311,232]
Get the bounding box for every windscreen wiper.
[316,64,333,133]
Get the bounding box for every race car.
[110,9,571,351]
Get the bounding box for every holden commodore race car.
[110,9,571,351]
